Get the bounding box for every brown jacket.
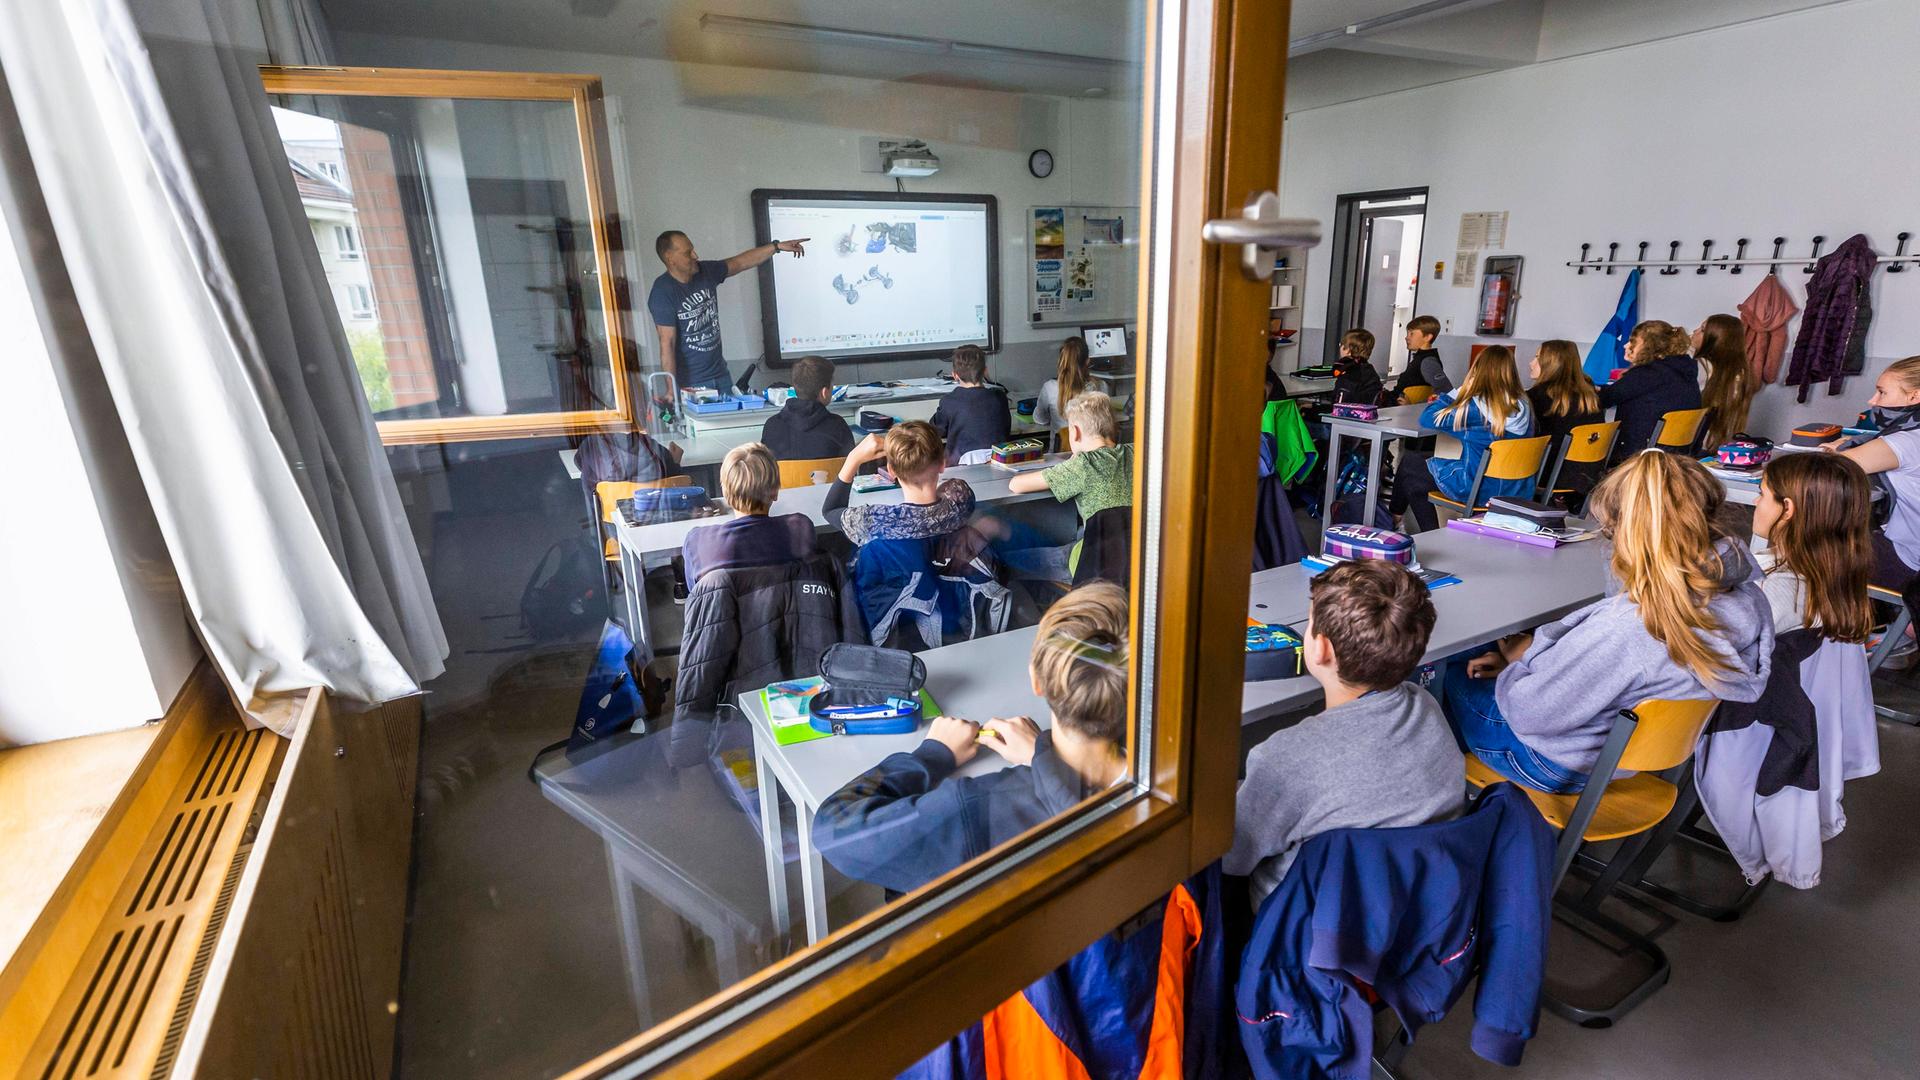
[1738,273,1798,384]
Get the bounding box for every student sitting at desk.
[1389,344,1534,533]
[1828,355,1920,650]
[1526,340,1603,507]
[760,354,857,462]
[1390,314,1451,403]
[1225,560,1463,909]
[929,344,1010,463]
[813,584,1226,1078]
[681,442,815,586]
[1442,451,1772,793]
[1599,321,1702,462]
[1009,391,1132,577]
[1332,328,1384,406]
[1032,335,1091,437]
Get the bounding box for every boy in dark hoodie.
[1391,315,1452,402]
[1333,328,1385,406]
[929,344,1012,463]
[1598,320,1704,463]
[760,354,858,461]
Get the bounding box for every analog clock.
[1028,148,1054,179]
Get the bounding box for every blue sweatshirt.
[1419,392,1535,503]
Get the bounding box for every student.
[823,422,975,544]
[928,344,1011,463]
[1598,319,1702,462]
[1010,392,1131,576]
[1388,344,1533,532]
[759,354,857,461]
[1526,339,1602,445]
[1391,315,1451,402]
[1442,451,1772,793]
[681,442,816,586]
[1750,453,1874,639]
[1333,328,1385,406]
[1224,560,1463,908]
[1697,314,1757,450]
[1032,335,1091,436]
[1829,355,1920,639]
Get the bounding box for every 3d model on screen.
[831,266,895,305]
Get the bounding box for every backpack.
[520,539,605,641]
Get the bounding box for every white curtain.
[0,0,447,724]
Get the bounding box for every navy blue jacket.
[1235,783,1553,1080]
[1598,353,1701,459]
[929,385,1012,463]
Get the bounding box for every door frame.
[560,0,1287,1076]
[1321,186,1427,368]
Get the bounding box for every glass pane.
[271,96,619,422]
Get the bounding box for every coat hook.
[1695,239,1714,274]
[1578,242,1591,275]
[1606,242,1620,275]
[1805,235,1826,273]
[1636,241,1650,271]
[1891,232,1912,273]
[1770,236,1786,276]
[1731,238,1749,274]
[1662,240,1683,275]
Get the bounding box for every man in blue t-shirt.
[648,230,808,392]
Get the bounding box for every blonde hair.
[1436,345,1523,436]
[1533,340,1599,419]
[1064,390,1118,443]
[1587,452,1741,686]
[1031,581,1129,745]
[1056,336,1091,412]
[720,442,779,514]
[1627,320,1676,365]
[1883,354,1920,393]
[884,420,945,483]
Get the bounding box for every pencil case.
[1485,496,1568,528]
[620,487,709,523]
[1321,523,1415,565]
[808,644,926,735]
[1329,402,1379,422]
[990,438,1047,466]
[1716,436,1773,469]
[1244,621,1304,682]
[859,410,896,432]
[1791,423,1842,447]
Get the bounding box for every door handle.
[1201,191,1321,281]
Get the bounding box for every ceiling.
[318,0,1850,106]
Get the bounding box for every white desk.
[1321,403,1432,525]
[1242,524,1612,723]
[737,627,1048,943]
[613,455,1070,662]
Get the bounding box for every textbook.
[1300,554,1461,591]
[761,677,941,746]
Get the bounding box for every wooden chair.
[596,477,697,561]
[1538,421,1621,505]
[1400,385,1434,404]
[1465,696,1719,1028]
[778,456,845,489]
[1648,407,1710,454]
[1426,434,1552,518]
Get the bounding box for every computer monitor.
[1082,323,1129,359]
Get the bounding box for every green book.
[762,678,941,746]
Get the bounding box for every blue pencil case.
[808,644,927,735]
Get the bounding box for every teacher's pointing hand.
[776,238,810,257]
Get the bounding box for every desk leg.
[605,848,654,1028]
[621,543,654,670]
[794,797,830,944]
[752,729,792,942]
[1365,433,1385,528]
[1324,427,1344,525]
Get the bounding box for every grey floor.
[393,458,1920,1079]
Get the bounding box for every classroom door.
[1325,188,1427,370]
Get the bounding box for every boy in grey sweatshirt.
[1225,561,1465,909]
[1445,538,1773,790]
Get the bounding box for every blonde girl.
[1389,345,1534,532]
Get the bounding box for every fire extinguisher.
[1478,273,1510,333]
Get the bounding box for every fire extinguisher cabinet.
[1477,255,1523,336]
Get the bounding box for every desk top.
[1325,402,1431,438]
[615,453,1070,559]
[738,627,1048,810]
[1241,525,1611,722]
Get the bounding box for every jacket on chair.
[1235,783,1553,1080]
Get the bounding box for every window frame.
[344,282,374,319]
[260,65,638,446]
[332,222,360,259]
[554,0,1288,1074]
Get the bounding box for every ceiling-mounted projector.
[881,140,941,177]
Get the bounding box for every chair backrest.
[596,476,695,523]
[777,456,845,489]
[1615,697,1720,772]
[1482,435,1552,481]
[1402,385,1435,404]
[1073,506,1133,588]
[1559,421,1621,466]
[1652,407,1709,450]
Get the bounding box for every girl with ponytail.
[1441,451,1773,793]
[1033,336,1093,440]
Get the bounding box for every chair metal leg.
[1544,901,1672,1029]
[1613,785,1771,922]
[1867,602,1920,724]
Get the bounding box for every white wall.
[333,32,1145,393]
[1280,0,1920,435]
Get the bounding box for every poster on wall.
[1028,204,1141,324]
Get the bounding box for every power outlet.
[1442,318,1454,335]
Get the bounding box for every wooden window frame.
[260,65,638,446]
[554,0,1289,1075]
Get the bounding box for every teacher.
[648,230,808,392]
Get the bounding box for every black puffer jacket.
[1598,353,1702,462]
[670,552,861,766]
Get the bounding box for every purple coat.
[1786,233,1877,403]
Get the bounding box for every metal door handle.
[1201,191,1321,281]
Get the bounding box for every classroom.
[2,1,1917,1077]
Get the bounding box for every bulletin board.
[1026,204,1141,325]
